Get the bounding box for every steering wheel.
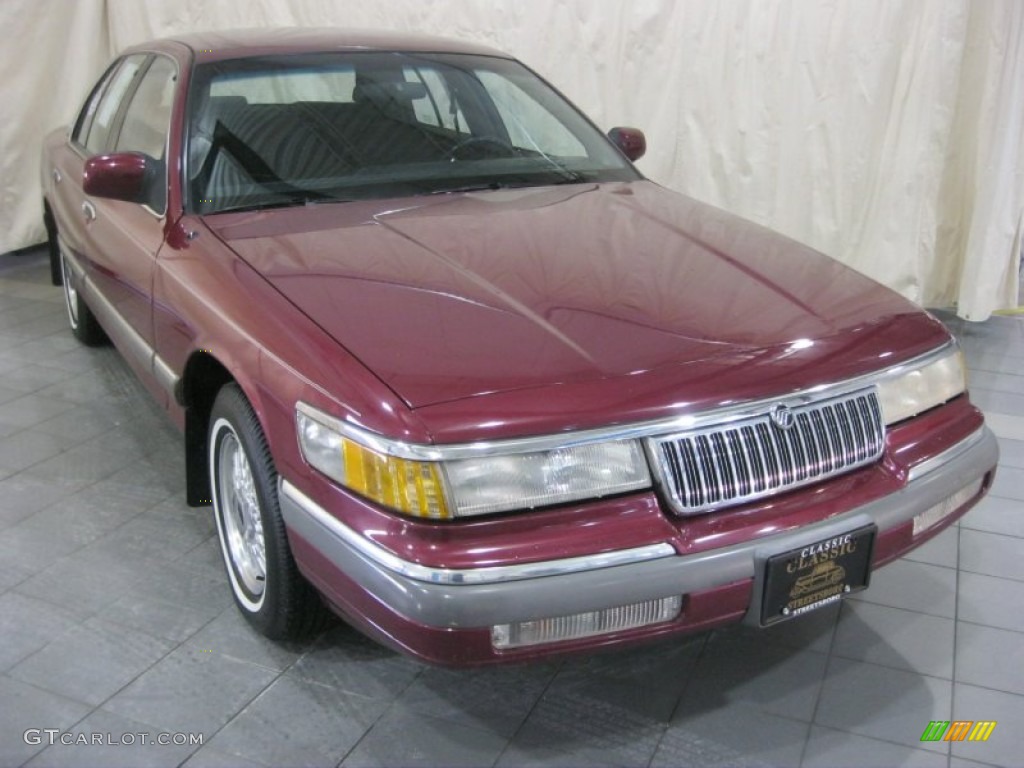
[445,136,516,161]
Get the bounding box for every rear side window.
[72,62,118,146]
[79,55,146,155]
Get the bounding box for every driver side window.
[76,55,146,155]
[112,56,177,213]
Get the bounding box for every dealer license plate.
[760,525,876,626]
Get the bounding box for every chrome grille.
[651,388,885,514]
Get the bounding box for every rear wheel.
[209,383,327,640]
[57,241,106,346]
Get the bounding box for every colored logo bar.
[920,721,997,742]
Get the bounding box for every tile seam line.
[798,593,846,767]
[652,632,712,767]
[949,513,963,768]
[485,657,567,768]
[333,654,428,768]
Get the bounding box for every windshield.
[186,52,640,213]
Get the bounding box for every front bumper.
[280,426,998,664]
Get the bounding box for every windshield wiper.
[543,163,588,184]
[208,193,350,215]
[427,181,509,195]
[551,171,588,184]
[424,172,590,197]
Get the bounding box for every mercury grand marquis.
[40,29,998,664]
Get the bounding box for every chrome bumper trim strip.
[907,426,988,482]
[279,479,675,586]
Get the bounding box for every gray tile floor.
[0,247,1021,768]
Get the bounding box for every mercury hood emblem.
[770,404,796,430]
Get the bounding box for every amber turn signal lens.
[296,409,450,519]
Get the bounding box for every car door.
[79,54,178,404]
[48,55,148,283]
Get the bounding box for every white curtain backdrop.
[2,0,1021,319]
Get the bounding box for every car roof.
[128,27,513,64]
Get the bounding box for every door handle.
[52,168,62,184]
[81,201,96,223]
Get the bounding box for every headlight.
[876,347,966,425]
[444,441,651,517]
[296,403,651,519]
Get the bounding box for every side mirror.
[83,152,155,204]
[608,127,646,162]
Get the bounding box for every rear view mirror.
[83,152,155,205]
[608,127,647,162]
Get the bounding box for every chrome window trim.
[279,479,676,585]
[296,340,959,462]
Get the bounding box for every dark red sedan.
[41,29,998,664]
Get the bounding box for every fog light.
[912,479,983,536]
[492,596,682,649]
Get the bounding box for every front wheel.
[209,384,327,639]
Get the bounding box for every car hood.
[208,181,941,412]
